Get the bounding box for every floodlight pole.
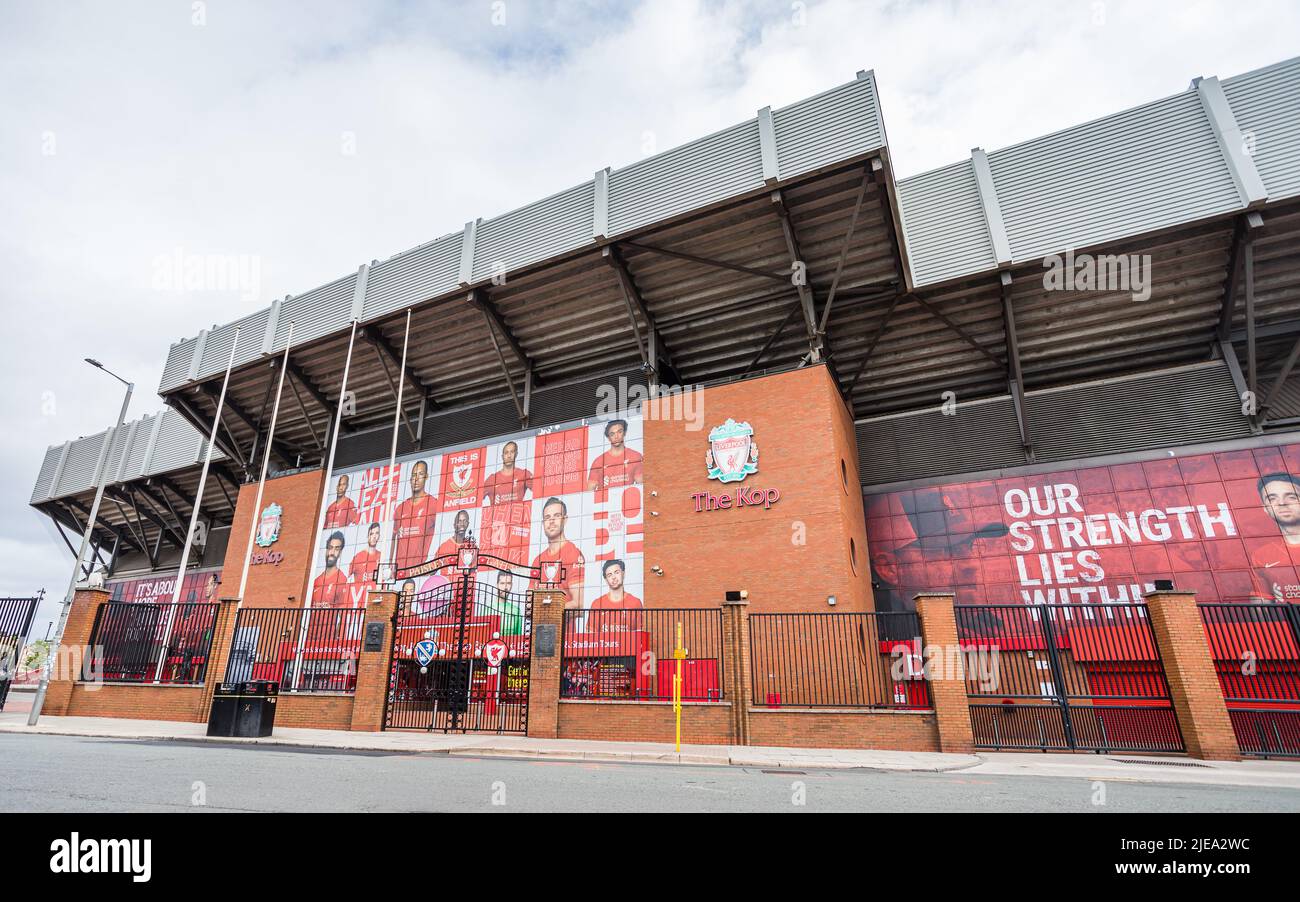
[29,361,133,725]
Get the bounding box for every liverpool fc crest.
[255,503,282,548]
[706,419,758,483]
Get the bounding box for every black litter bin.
[207,680,278,737]
[233,680,278,737]
[207,682,242,736]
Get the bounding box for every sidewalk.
[4,705,1300,788]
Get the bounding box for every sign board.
[363,621,386,653]
[535,624,557,658]
[415,639,437,667]
[483,637,508,667]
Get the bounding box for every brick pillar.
[43,587,111,716]
[525,590,567,739]
[349,589,399,732]
[914,592,975,754]
[192,597,241,721]
[721,598,751,746]
[1143,590,1240,761]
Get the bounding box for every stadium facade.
[26,57,1300,757]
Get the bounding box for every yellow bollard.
[673,621,686,752]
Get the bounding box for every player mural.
[307,414,645,614]
[866,443,1300,610]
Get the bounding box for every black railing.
[748,612,930,708]
[954,602,1183,753]
[0,597,39,710]
[226,606,365,693]
[89,602,219,685]
[560,608,724,702]
[1199,602,1300,758]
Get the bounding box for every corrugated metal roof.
[899,55,1299,290]
[895,160,997,286]
[1222,56,1300,202]
[32,407,224,505]
[157,72,889,396]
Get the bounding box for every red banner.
[866,443,1300,608]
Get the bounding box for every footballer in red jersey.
[323,474,359,528]
[349,522,382,587]
[1249,472,1300,602]
[391,460,439,573]
[483,441,533,505]
[588,559,642,611]
[530,497,586,609]
[433,510,474,579]
[587,419,642,492]
[585,559,642,632]
[312,531,351,608]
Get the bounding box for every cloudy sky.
[2,0,1296,632]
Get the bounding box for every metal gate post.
[1037,608,1077,750]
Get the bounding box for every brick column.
[1143,590,1240,761]
[913,592,975,754]
[198,598,241,717]
[43,587,110,716]
[525,590,567,739]
[721,598,751,746]
[349,589,399,732]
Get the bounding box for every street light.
[28,359,134,725]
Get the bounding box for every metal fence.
[226,606,365,693]
[0,596,40,710]
[89,602,220,685]
[749,612,930,708]
[1199,602,1300,758]
[560,608,725,701]
[955,602,1183,753]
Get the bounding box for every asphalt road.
[2,733,1298,813]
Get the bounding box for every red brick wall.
[557,700,734,744]
[221,469,326,608]
[748,709,940,751]
[643,365,875,612]
[66,684,209,722]
[276,693,355,731]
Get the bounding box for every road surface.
[2,733,1298,812]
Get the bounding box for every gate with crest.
[384,543,557,734]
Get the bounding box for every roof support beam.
[468,289,539,384]
[106,486,185,549]
[199,382,296,469]
[1259,334,1300,422]
[477,296,527,425]
[362,324,440,412]
[620,240,791,284]
[168,393,244,468]
[1000,272,1034,460]
[131,484,190,546]
[910,294,1006,368]
[604,246,680,385]
[771,190,822,362]
[368,337,418,444]
[817,166,873,336]
[1215,212,1265,343]
[743,300,803,377]
[844,293,904,396]
[64,497,147,558]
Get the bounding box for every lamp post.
[28,359,134,725]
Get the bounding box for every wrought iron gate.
[954,602,1184,753]
[384,553,535,734]
[0,596,40,711]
